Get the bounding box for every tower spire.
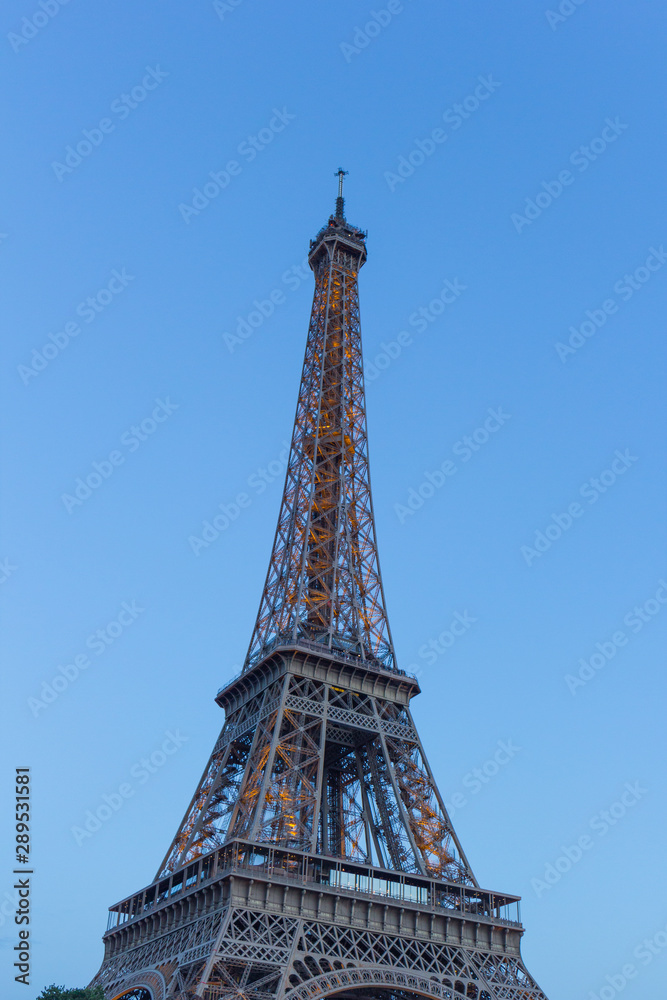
[335,166,348,219]
[244,179,394,672]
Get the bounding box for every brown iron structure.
[90,173,549,1000]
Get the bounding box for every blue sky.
[2,1,666,997]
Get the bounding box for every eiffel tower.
[90,172,550,1000]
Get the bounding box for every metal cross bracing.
[155,653,473,883]
[92,838,547,1000]
[244,191,393,673]
[89,178,550,1000]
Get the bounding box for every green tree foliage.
[36,986,105,1000]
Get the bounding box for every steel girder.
[155,659,472,884]
[244,216,394,672]
[92,882,549,1000]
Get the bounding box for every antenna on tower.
[335,167,348,219]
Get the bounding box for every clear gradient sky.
[2,1,667,998]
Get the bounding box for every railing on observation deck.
[106,839,521,933]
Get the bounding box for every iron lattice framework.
[245,189,393,673]
[155,665,473,882]
[90,176,550,1000]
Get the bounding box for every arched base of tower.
[284,968,493,1000]
[96,968,165,1000]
